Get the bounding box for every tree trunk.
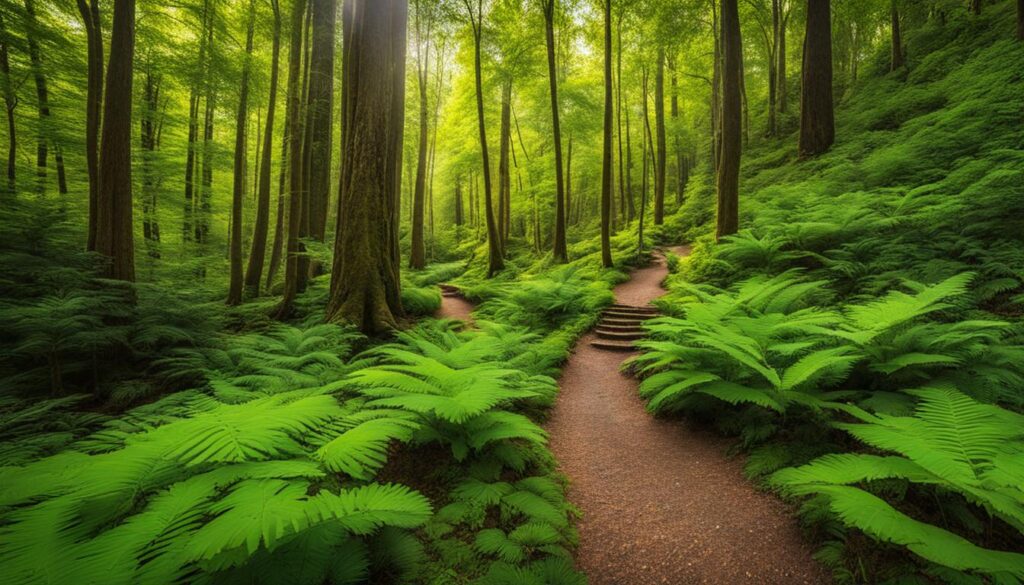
[303,0,334,279]
[498,78,512,250]
[409,0,429,270]
[454,177,464,226]
[600,0,613,267]
[565,134,572,224]
[94,0,135,282]
[891,1,903,71]
[778,8,787,114]
[141,68,161,259]
[182,2,207,245]
[1018,0,1023,41]
[227,0,257,306]
[653,47,666,225]
[711,1,721,172]
[326,0,407,333]
[615,8,625,227]
[77,0,103,248]
[767,0,779,136]
[244,0,282,296]
[274,0,309,318]
[543,0,568,264]
[0,15,17,195]
[717,0,741,240]
[464,0,503,276]
[970,0,981,15]
[799,0,834,157]
[23,0,66,195]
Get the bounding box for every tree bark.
[274,0,309,318]
[77,0,103,249]
[542,0,568,264]
[600,0,613,267]
[227,0,257,306]
[306,0,335,273]
[615,7,625,226]
[23,0,66,195]
[326,0,407,333]
[717,0,741,240]
[778,5,788,114]
[0,15,17,195]
[891,1,903,71]
[94,0,135,282]
[463,0,503,276]
[653,47,666,225]
[970,0,981,15]
[498,78,512,249]
[409,0,429,269]
[141,68,161,259]
[245,0,282,296]
[798,0,834,157]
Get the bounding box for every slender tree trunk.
[227,0,257,306]
[624,90,634,221]
[615,8,625,227]
[182,2,207,245]
[565,134,572,224]
[196,92,215,244]
[77,0,103,248]
[542,0,568,263]
[141,69,161,259]
[498,78,512,250]
[778,9,788,114]
[274,0,309,318]
[454,177,464,226]
[767,0,779,136]
[1018,0,1024,41]
[970,0,981,15]
[463,0,503,276]
[23,0,66,195]
[600,0,613,267]
[711,1,721,171]
[244,0,282,296]
[95,0,135,282]
[653,47,666,225]
[0,15,17,195]
[409,0,429,269]
[891,1,904,71]
[798,0,835,157]
[266,102,290,290]
[717,0,741,240]
[326,0,407,333]
[641,67,652,223]
[305,0,335,277]
[670,53,682,205]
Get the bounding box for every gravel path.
[546,248,830,585]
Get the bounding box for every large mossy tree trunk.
[326,0,407,333]
[798,0,834,157]
[244,0,282,296]
[77,0,102,249]
[600,0,613,267]
[273,0,309,319]
[227,0,257,306]
[94,0,135,282]
[716,0,741,241]
[542,0,568,264]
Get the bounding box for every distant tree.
[717,0,741,240]
[23,0,67,194]
[77,0,102,249]
[798,0,834,157]
[0,14,18,194]
[462,0,504,276]
[653,47,666,225]
[970,0,981,15]
[244,0,282,296]
[891,0,903,71]
[327,0,408,333]
[600,0,613,267]
[227,0,257,306]
[305,0,335,276]
[410,0,433,270]
[94,0,136,282]
[541,0,568,264]
[273,0,309,318]
[1017,0,1022,40]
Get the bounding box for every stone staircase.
[439,283,461,298]
[589,303,660,351]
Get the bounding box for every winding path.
[545,247,830,584]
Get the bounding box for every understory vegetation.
[634,5,1024,583]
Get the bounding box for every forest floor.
[545,247,831,585]
[434,289,474,323]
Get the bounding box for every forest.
[0,0,1022,582]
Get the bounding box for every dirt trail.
[434,289,474,323]
[546,247,829,585]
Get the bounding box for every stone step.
[609,303,659,313]
[596,322,645,332]
[595,329,645,341]
[600,317,647,327]
[602,310,657,320]
[589,339,637,352]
